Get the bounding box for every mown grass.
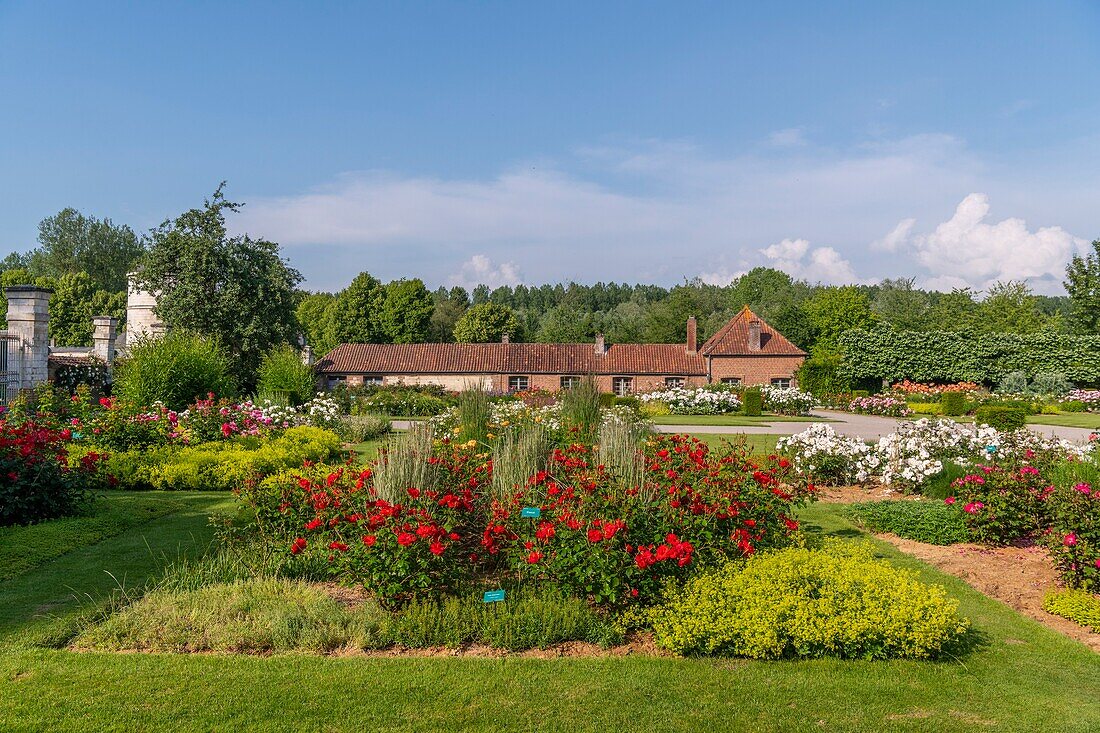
[0,492,185,581]
[1,496,1098,731]
[1025,413,1100,429]
[688,433,782,456]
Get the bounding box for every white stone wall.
[124,276,161,348]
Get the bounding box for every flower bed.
[638,386,741,415]
[0,419,102,525]
[847,395,912,417]
[760,386,816,416]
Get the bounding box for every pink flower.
[1063,533,1077,547]
[1073,483,1092,495]
[944,497,956,505]
[963,501,984,514]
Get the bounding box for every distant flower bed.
[847,395,912,417]
[638,386,741,415]
[1062,390,1100,411]
[761,386,816,416]
[891,380,982,395]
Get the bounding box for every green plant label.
[482,589,506,603]
[520,507,541,519]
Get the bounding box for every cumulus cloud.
[759,238,859,285]
[871,218,915,252]
[449,254,522,290]
[878,193,1088,293]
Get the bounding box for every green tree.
[1065,239,1100,334]
[330,272,386,344]
[925,288,980,332]
[137,184,302,387]
[428,286,469,342]
[871,278,932,331]
[380,278,434,343]
[452,302,520,343]
[802,285,877,356]
[32,208,145,292]
[48,272,125,347]
[977,281,1049,334]
[295,292,338,355]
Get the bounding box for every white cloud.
[767,128,806,147]
[449,254,522,290]
[881,193,1088,294]
[232,135,1094,292]
[758,238,859,285]
[871,218,915,252]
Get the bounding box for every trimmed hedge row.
[838,328,1100,384]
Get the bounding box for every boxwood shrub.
[743,388,763,416]
[651,542,969,659]
[940,392,967,417]
[975,406,1027,432]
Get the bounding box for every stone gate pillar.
[4,286,52,390]
[92,316,118,363]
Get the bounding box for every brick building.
[315,306,806,395]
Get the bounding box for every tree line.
[2,184,1098,388]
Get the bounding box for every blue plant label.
[72,432,83,440]
[520,507,541,519]
[985,445,998,453]
[482,589,506,603]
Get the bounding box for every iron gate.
[0,333,19,406]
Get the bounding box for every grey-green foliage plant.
[113,331,236,410]
[256,344,316,406]
[1029,372,1073,396]
[997,370,1028,394]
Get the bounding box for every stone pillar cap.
[3,285,53,294]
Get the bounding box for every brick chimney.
[748,318,762,352]
[686,316,697,354]
[594,334,606,355]
[91,316,118,364]
[4,286,52,390]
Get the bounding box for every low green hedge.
[975,406,1027,432]
[845,501,968,545]
[743,388,763,417]
[78,426,344,491]
[1042,588,1100,632]
[651,541,969,659]
[940,392,967,416]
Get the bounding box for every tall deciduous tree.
[802,285,877,356]
[330,272,386,344]
[453,302,520,343]
[1065,239,1100,334]
[977,281,1050,334]
[428,286,469,342]
[137,184,302,386]
[871,278,932,331]
[32,208,145,293]
[380,278,434,343]
[295,292,338,355]
[48,271,125,347]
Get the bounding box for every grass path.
[0,492,236,648]
[1,497,1097,731]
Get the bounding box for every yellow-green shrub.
[638,401,672,418]
[651,542,968,659]
[1042,588,1100,632]
[908,402,943,415]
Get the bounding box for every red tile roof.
[317,307,805,375]
[700,306,806,357]
[316,342,707,376]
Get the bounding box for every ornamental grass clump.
[491,424,551,501]
[113,332,237,411]
[651,541,969,659]
[371,424,441,505]
[597,410,652,495]
[456,386,492,443]
[559,377,602,439]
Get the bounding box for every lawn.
[688,432,782,455]
[1026,413,1100,429]
[649,413,824,426]
[3,494,1095,731]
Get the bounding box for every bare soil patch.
[814,484,917,504]
[876,534,1100,652]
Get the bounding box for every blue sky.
[1,1,1098,293]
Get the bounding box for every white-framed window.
[508,375,529,392]
[720,377,742,386]
[770,378,792,389]
[612,377,633,396]
[560,376,581,389]
[363,375,384,386]
[664,377,685,388]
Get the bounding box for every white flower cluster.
[779,417,1095,490]
[761,385,816,416]
[776,424,878,484]
[429,400,564,435]
[252,394,342,430]
[639,386,742,415]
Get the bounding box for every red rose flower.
[396,532,417,546]
[290,537,307,555]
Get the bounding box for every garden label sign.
[482,589,506,603]
[520,507,541,519]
